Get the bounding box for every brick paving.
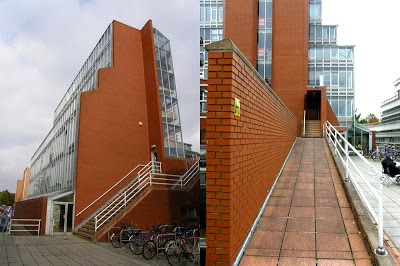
[240,138,373,265]
[0,233,171,265]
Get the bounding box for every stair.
[304,120,322,138]
[73,160,200,242]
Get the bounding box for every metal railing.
[8,219,41,235]
[76,162,150,217]
[324,121,387,256]
[94,161,157,231]
[150,159,200,188]
[303,110,306,136]
[83,159,199,233]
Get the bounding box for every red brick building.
[200,0,343,264]
[14,20,199,240]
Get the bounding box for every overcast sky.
[323,0,400,119]
[0,0,199,192]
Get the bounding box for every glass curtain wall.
[28,25,113,197]
[257,0,273,81]
[308,0,355,129]
[153,28,185,158]
[200,0,223,79]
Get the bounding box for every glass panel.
[339,71,346,87]
[338,100,346,116]
[323,72,330,86]
[316,47,323,60]
[330,27,336,39]
[323,26,329,39]
[339,48,346,60]
[331,47,338,60]
[309,25,315,40]
[323,47,330,60]
[154,28,185,158]
[331,71,338,86]
[53,204,65,233]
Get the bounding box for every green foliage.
[355,113,379,124]
[0,190,14,206]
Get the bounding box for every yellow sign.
[234,98,240,117]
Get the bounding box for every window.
[211,7,217,22]
[218,7,223,21]
[200,89,207,114]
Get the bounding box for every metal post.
[124,193,127,207]
[345,141,349,182]
[375,175,387,256]
[334,130,338,155]
[95,217,97,232]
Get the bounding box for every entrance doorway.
[52,203,73,234]
[306,91,321,120]
[151,150,160,173]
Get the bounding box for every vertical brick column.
[205,39,297,265]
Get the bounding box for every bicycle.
[165,226,200,265]
[142,222,177,260]
[110,222,140,248]
[129,224,161,255]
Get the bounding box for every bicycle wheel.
[129,235,143,255]
[110,233,121,248]
[142,240,157,260]
[371,151,381,161]
[166,242,184,265]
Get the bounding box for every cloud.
[0,0,199,192]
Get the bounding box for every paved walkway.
[240,138,372,265]
[0,233,170,266]
[349,156,400,255]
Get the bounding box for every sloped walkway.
[240,138,372,265]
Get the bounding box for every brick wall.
[205,39,297,265]
[223,0,258,67]
[272,0,309,136]
[14,197,47,235]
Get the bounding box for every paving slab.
[240,138,374,265]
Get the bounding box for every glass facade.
[200,0,223,79]
[308,0,355,129]
[153,28,185,158]
[257,0,273,80]
[28,25,113,197]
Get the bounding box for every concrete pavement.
[0,233,171,266]
[240,138,373,265]
[348,156,400,257]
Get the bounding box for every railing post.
[38,220,41,235]
[334,130,338,155]
[95,217,98,232]
[124,193,127,208]
[345,141,349,182]
[8,219,11,235]
[375,175,387,256]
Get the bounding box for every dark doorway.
[306,91,321,120]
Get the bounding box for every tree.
[366,113,379,124]
[0,190,14,206]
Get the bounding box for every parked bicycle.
[142,221,176,260]
[372,145,399,162]
[110,222,140,248]
[165,226,200,265]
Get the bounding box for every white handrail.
[92,160,198,232]
[94,161,156,231]
[9,219,41,235]
[325,121,387,256]
[76,163,147,217]
[303,110,306,136]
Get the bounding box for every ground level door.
[52,203,73,234]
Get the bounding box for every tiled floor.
[240,138,372,265]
